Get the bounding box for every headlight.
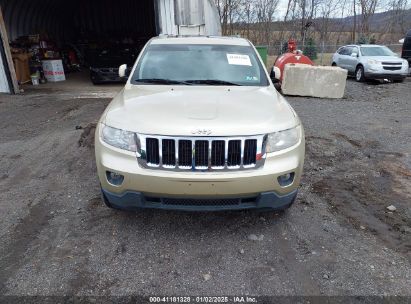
[102,125,137,152]
[367,59,380,65]
[266,126,301,153]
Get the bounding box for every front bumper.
[364,72,408,80]
[364,65,408,79]
[102,188,298,211]
[95,126,305,211]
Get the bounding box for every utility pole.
[353,0,357,43]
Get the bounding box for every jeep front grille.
[136,135,267,171]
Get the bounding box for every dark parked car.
[89,47,137,84]
[402,29,411,76]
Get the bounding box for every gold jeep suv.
[95,36,305,212]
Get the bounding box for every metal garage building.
[0,0,221,94]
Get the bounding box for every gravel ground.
[0,76,410,299]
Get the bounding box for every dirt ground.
[0,72,410,299]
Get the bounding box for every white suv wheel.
[356,66,365,82]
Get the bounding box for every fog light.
[106,171,124,186]
[278,173,295,187]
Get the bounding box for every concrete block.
[281,64,348,99]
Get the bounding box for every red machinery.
[273,39,314,82]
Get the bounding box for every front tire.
[393,78,405,83]
[101,189,117,209]
[274,82,282,92]
[355,65,366,82]
[332,62,337,67]
[91,79,102,85]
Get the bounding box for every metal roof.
[151,36,250,46]
[0,0,157,43]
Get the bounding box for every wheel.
[90,72,102,85]
[332,62,337,67]
[393,78,405,83]
[274,82,282,92]
[355,65,366,82]
[91,78,102,85]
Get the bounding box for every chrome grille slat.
[175,139,179,167]
[162,139,176,167]
[138,135,267,171]
[146,138,159,166]
[240,139,245,167]
[158,138,163,167]
[208,139,212,169]
[224,138,229,168]
[211,140,225,168]
[227,140,241,168]
[195,140,209,169]
[244,139,257,166]
[179,140,192,168]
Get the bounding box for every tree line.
[213,0,410,53]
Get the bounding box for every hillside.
[332,9,411,34]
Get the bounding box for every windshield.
[360,46,396,57]
[132,44,269,86]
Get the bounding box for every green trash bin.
[256,46,268,65]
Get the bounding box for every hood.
[103,85,298,137]
[366,56,404,62]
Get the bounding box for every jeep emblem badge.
[191,129,212,136]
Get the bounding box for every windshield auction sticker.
[226,54,252,66]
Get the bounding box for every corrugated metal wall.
[204,0,222,36]
[156,0,221,36]
[157,0,177,35]
[0,0,221,42]
[0,0,66,42]
[0,0,157,43]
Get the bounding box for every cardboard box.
[42,60,66,82]
[12,52,31,84]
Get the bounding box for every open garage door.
[0,0,158,88]
[0,0,221,91]
[0,0,157,45]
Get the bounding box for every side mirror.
[119,64,128,78]
[351,53,358,58]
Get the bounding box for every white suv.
[332,44,409,82]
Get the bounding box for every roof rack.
[157,34,246,40]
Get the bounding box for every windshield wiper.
[134,78,192,85]
[184,79,242,86]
